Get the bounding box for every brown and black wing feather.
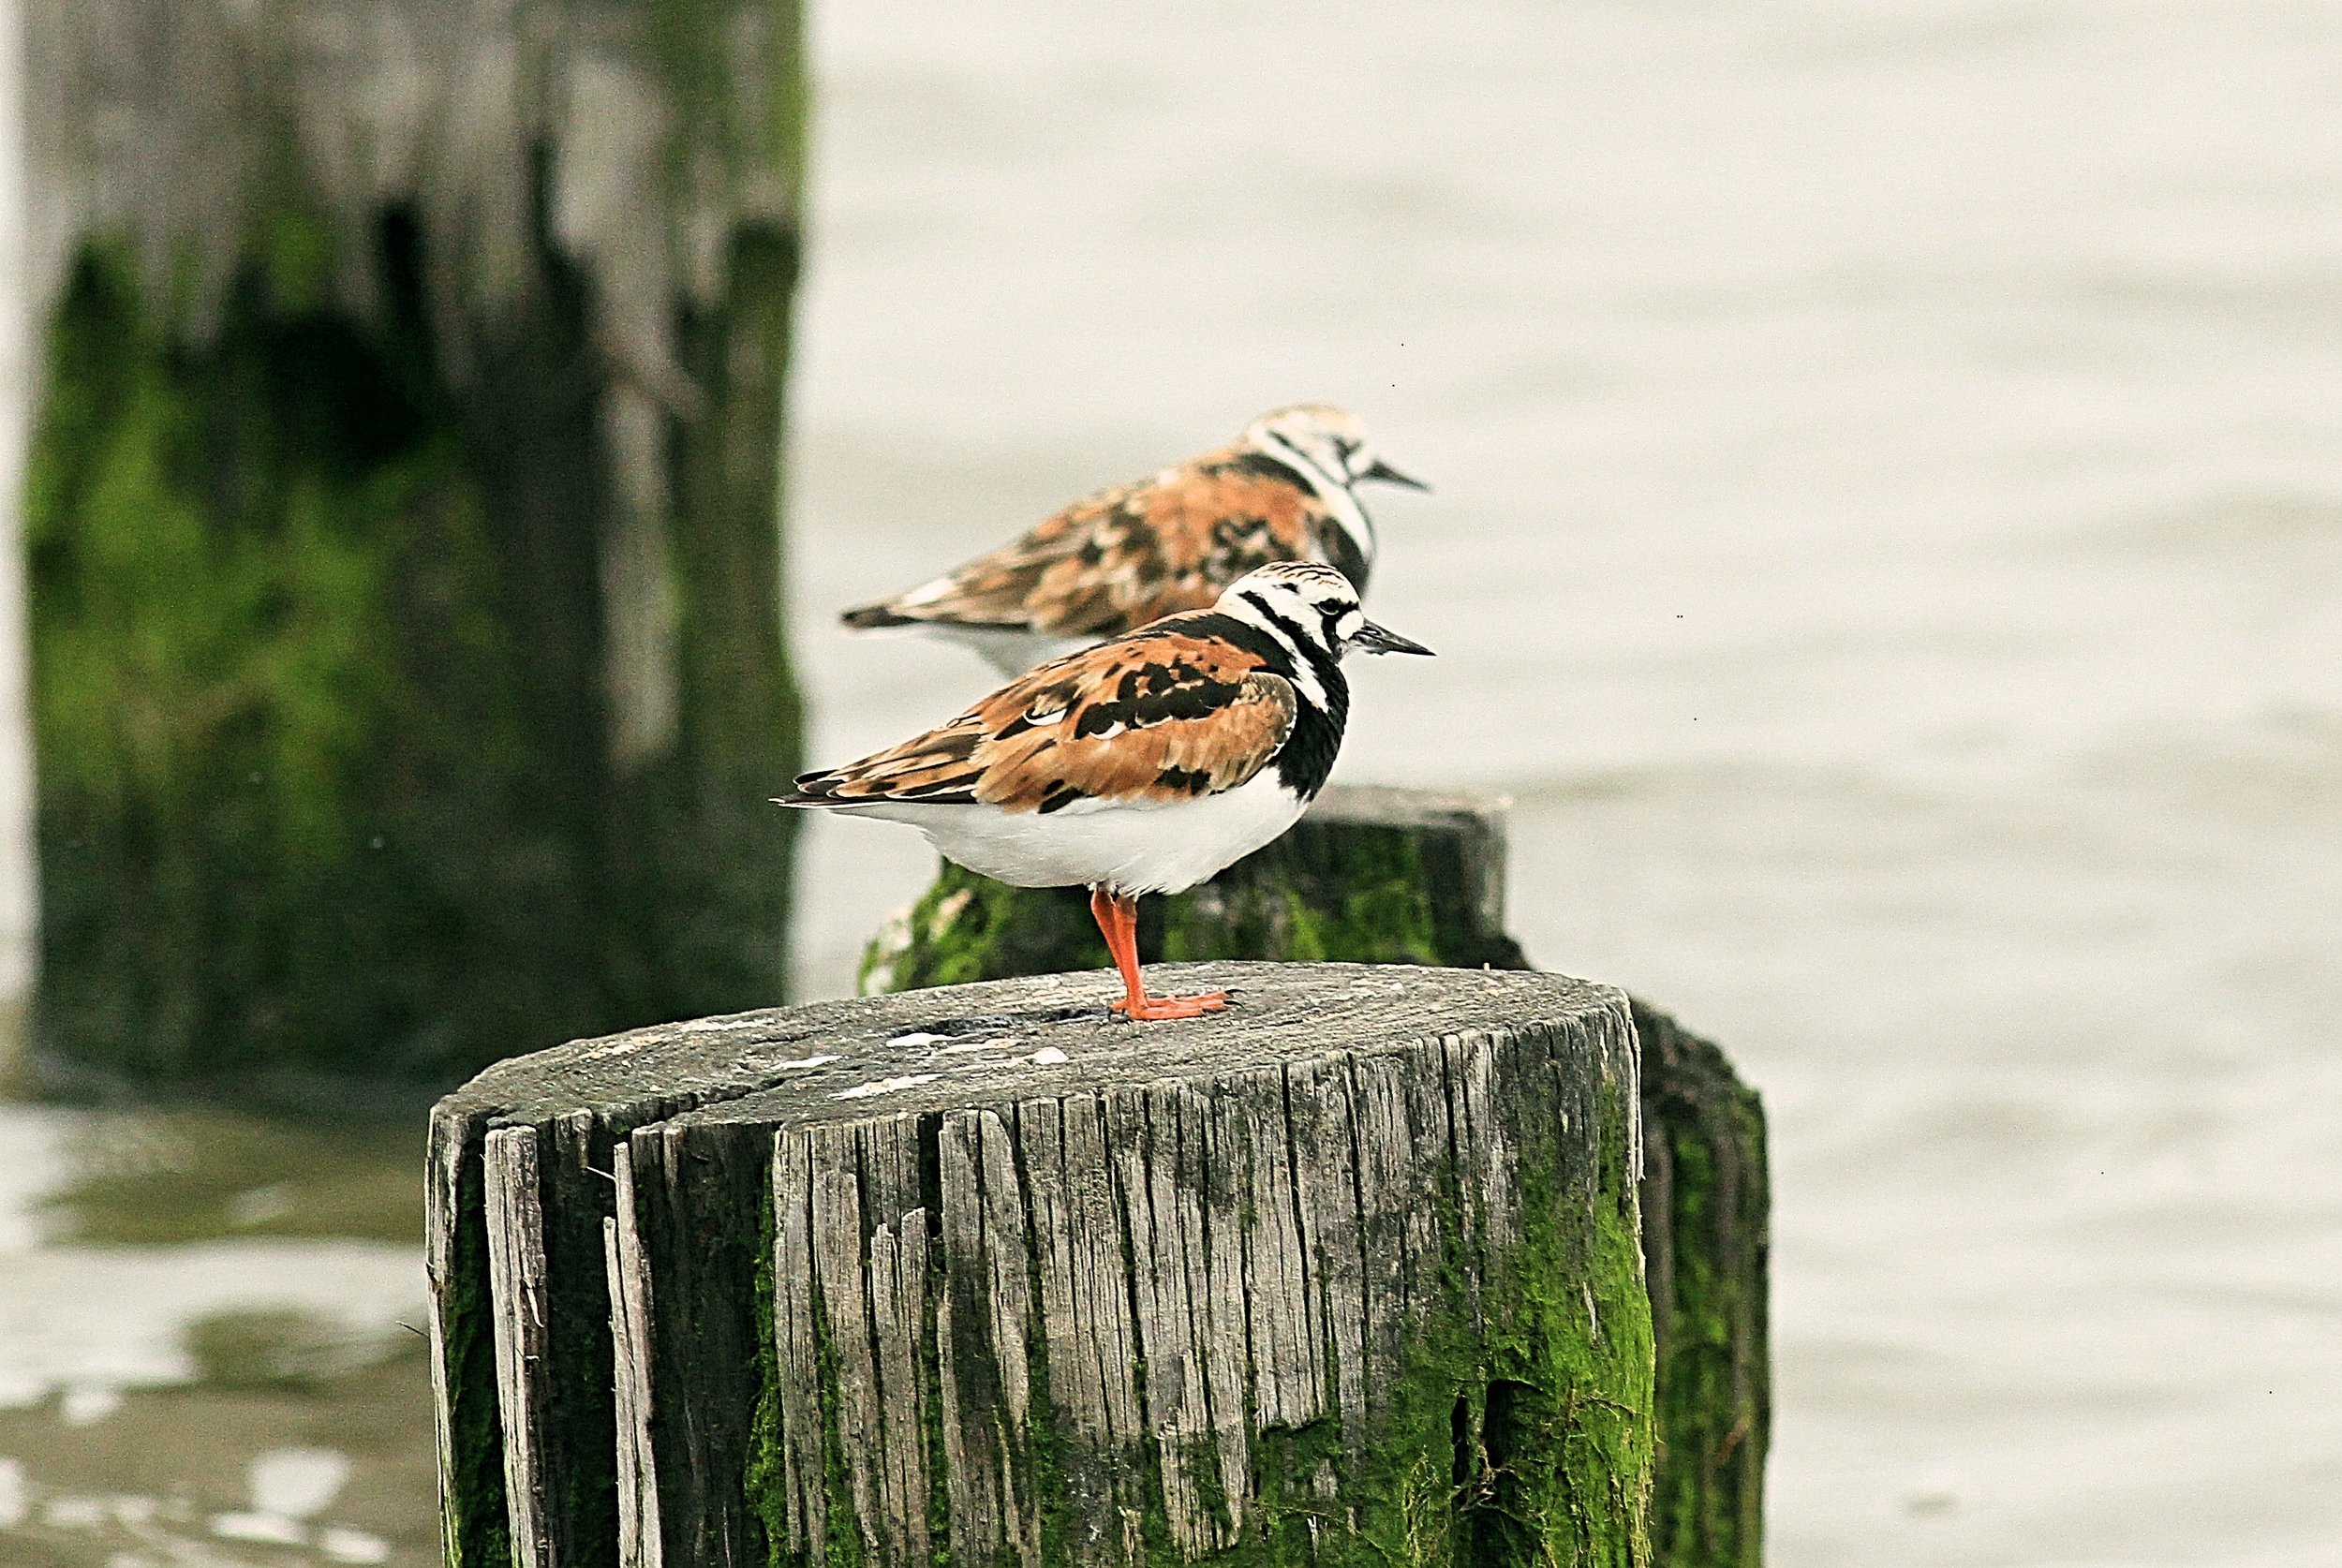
[788,618,1297,812]
[839,448,1324,639]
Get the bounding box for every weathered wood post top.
[429,961,1658,1568]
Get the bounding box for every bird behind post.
[838,406,1428,677]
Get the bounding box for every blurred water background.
[2,0,2339,1563]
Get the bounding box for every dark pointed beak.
[1350,619,1435,657]
[1360,459,1430,492]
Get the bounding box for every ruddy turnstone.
[839,405,1427,676]
[785,562,1432,1019]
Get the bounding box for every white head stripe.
[1228,585,1333,711]
[1251,431,1378,567]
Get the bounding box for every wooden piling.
[429,962,1658,1567]
[862,786,1770,1567]
[22,0,808,1085]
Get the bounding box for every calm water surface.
[7,2,2342,1562]
[0,1105,432,1565]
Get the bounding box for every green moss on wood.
[28,201,801,1085]
[1021,1323,1074,1568]
[600,221,805,1027]
[860,868,1104,996]
[817,1301,871,1568]
[858,809,1526,998]
[750,1191,793,1564]
[861,806,1767,1566]
[1269,1039,1655,1568]
[1161,821,1442,968]
[32,235,475,1077]
[1634,1005,1770,1568]
[738,1043,1654,1562]
[1266,1124,1653,1568]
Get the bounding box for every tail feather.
[775,768,849,806]
[841,600,919,629]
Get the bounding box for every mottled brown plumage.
[791,564,1434,1019]
[793,619,1297,813]
[839,406,1421,675]
[846,450,1325,638]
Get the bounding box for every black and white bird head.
[1242,405,1430,496]
[1219,562,1434,666]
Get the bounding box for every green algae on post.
[22,0,809,1086]
[859,788,1770,1566]
[1634,1002,1771,1568]
[429,964,1657,1566]
[858,787,1527,998]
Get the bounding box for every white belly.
[833,771,1308,896]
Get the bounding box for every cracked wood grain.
[768,1131,828,1556]
[483,1127,552,1568]
[934,1105,1051,1565]
[868,1212,931,1565]
[1285,1052,1371,1449]
[1225,1068,1320,1436]
[1111,1083,1237,1552]
[433,961,1660,1567]
[605,1145,662,1568]
[807,1125,882,1550]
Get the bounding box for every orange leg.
[1089,888,1227,1021]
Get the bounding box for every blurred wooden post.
[864,784,1771,1567]
[18,0,806,1087]
[429,963,1658,1567]
[1634,1000,1770,1568]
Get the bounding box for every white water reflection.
[0,1108,421,1403]
[246,1449,349,1522]
[0,1103,431,1566]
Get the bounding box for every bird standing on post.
[838,405,1427,676]
[784,562,1432,1019]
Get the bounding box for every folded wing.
[789,624,1297,812]
[838,451,1316,639]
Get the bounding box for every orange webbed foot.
[1110,991,1229,1021]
